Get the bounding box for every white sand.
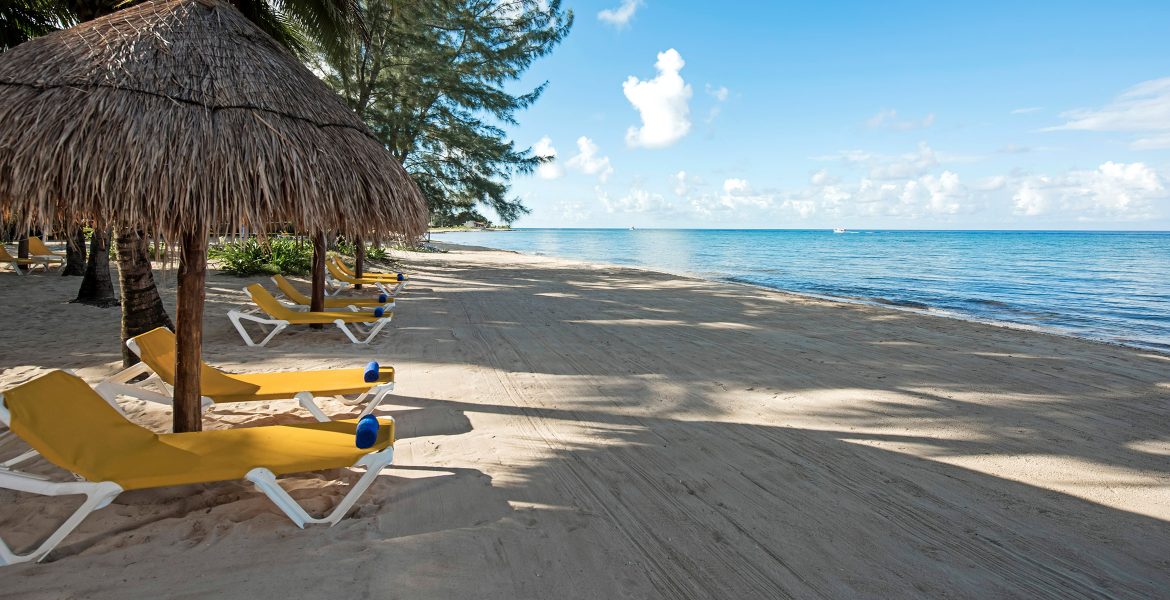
[1,244,1168,598]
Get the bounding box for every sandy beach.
[1,243,1168,599]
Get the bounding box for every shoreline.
[430,236,1170,357]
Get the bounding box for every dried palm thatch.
[0,0,428,434]
[0,0,427,240]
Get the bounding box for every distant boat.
[629,226,636,230]
[833,227,846,234]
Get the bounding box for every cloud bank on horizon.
[511,2,1170,230]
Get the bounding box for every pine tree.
[319,0,572,226]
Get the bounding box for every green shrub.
[210,236,313,276]
[365,244,389,260]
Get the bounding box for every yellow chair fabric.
[272,275,388,308]
[247,284,383,323]
[3,371,393,491]
[28,237,65,258]
[131,328,394,404]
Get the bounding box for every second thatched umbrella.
[0,0,428,432]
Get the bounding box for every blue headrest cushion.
[355,415,380,449]
[378,293,388,303]
[396,273,404,281]
[363,361,380,383]
[373,307,385,318]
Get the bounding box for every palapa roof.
[0,0,427,239]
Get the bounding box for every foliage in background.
[3,0,357,57]
[210,236,314,276]
[0,0,74,51]
[333,237,390,261]
[317,0,572,226]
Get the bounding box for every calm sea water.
[433,229,1170,352]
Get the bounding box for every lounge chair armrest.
[102,361,153,385]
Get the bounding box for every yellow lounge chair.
[27,237,66,260]
[325,258,405,297]
[332,255,409,281]
[0,246,58,275]
[96,327,396,421]
[271,274,394,311]
[228,284,394,346]
[0,370,394,565]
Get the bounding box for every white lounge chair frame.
[1,253,58,275]
[227,288,393,347]
[324,272,401,297]
[270,276,395,312]
[324,260,406,297]
[0,394,395,565]
[95,341,396,422]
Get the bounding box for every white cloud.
[602,186,674,214]
[811,149,873,163]
[976,175,1008,191]
[532,136,563,180]
[554,199,592,223]
[1011,107,1043,115]
[1132,133,1170,150]
[1047,77,1170,149]
[673,169,687,195]
[565,136,613,183]
[704,84,731,123]
[722,178,749,194]
[810,168,837,186]
[868,142,939,180]
[718,178,773,210]
[1011,162,1166,219]
[598,0,642,28]
[623,49,693,148]
[865,108,935,130]
[902,171,966,215]
[1012,183,1049,216]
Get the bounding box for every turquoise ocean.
[433,229,1170,352]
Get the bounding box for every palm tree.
[4,0,363,365]
[0,0,73,51]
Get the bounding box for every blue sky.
[500,0,1170,229]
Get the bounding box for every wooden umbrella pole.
[354,235,364,290]
[310,232,326,327]
[173,225,208,433]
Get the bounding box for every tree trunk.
[16,236,29,273]
[354,235,364,290]
[116,228,174,367]
[62,227,87,276]
[75,228,118,307]
[310,233,326,328]
[173,227,208,433]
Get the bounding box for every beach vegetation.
[0,0,74,51]
[210,236,315,277]
[317,0,572,226]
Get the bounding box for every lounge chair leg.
[335,321,362,344]
[245,445,393,528]
[335,317,391,344]
[355,384,395,419]
[0,449,41,470]
[294,392,330,422]
[257,323,287,347]
[228,311,259,346]
[228,311,288,347]
[0,473,122,566]
[324,278,347,296]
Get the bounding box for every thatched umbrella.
[0,0,427,432]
